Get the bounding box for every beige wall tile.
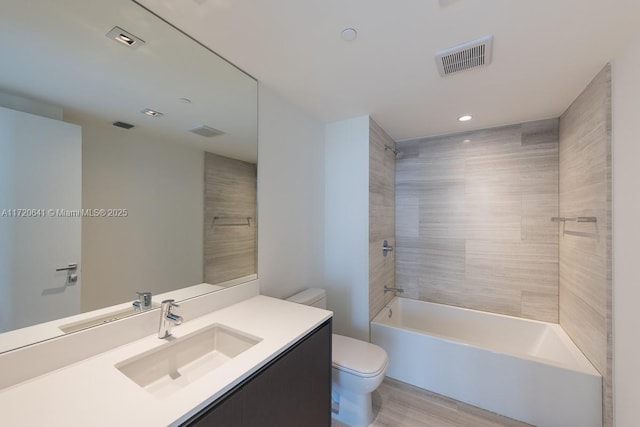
[396,119,560,322]
[521,118,560,146]
[203,152,257,284]
[558,64,612,426]
[369,118,396,321]
[521,291,558,322]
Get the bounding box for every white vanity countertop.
[0,295,332,426]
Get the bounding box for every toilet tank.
[286,288,327,309]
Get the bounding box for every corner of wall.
[611,34,640,427]
[324,115,370,341]
[0,92,63,121]
[256,85,326,300]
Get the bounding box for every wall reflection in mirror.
[0,0,258,352]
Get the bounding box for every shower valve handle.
[382,240,393,256]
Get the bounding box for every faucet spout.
[158,299,182,339]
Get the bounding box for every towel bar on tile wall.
[211,216,252,227]
[551,216,597,223]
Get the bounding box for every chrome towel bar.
[551,216,597,223]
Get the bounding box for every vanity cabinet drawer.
[182,319,332,427]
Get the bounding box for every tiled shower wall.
[559,64,612,426]
[204,152,257,284]
[395,119,559,322]
[369,118,396,321]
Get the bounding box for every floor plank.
[332,378,532,427]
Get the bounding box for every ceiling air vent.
[113,121,134,129]
[435,35,494,77]
[188,125,224,138]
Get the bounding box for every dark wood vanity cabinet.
[182,319,332,427]
[187,389,243,426]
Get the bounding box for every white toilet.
[287,288,388,427]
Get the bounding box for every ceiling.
[0,0,257,162]
[137,0,640,141]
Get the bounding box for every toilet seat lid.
[332,334,388,378]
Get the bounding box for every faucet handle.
[133,291,153,311]
[161,299,181,319]
[162,299,179,308]
[137,291,152,303]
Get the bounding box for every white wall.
[257,85,326,300]
[612,35,640,427]
[76,115,204,311]
[324,116,370,341]
[257,89,372,341]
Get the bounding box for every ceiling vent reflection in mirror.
[113,121,135,129]
[189,125,225,138]
[435,35,494,77]
[106,26,145,49]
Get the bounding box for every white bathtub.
[371,297,602,427]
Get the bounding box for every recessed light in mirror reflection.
[106,26,145,49]
[141,108,163,117]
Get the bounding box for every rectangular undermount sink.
[115,324,262,398]
[59,303,160,333]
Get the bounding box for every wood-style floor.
[332,378,532,427]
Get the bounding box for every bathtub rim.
[371,296,600,377]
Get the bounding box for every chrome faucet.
[132,291,152,311]
[384,286,404,294]
[158,299,183,339]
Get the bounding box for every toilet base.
[331,386,373,427]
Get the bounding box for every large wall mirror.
[0,0,258,353]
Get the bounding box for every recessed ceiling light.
[458,115,473,122]
[106,26,145,49]
[341,28,357,42]
[141,108,163,117]
[116,34,134,45]
[463,139,471,143]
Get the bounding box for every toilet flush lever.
[382,240,393,256]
